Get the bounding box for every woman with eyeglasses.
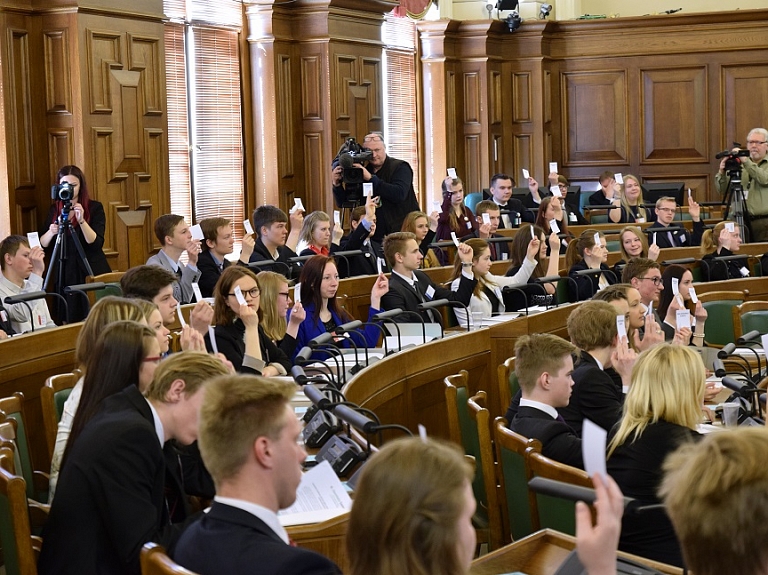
[55,321,160,500]
[255,270,305,359]
[290,254,388,361]
[207,266,292,376]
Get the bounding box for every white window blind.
[163,0,245,256]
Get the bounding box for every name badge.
[740,266,750,277]
[679,235,686,244]
[425,285,436,299]
[569,212,577,222]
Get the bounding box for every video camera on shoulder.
[336,137,373,185]
[716,144,750,175]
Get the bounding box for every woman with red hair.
[41,165,111,320]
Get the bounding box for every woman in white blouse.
[448,237,539,325]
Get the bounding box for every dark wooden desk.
[470,529,682,575]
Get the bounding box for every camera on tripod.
[716,147,750,174]
[337,137,373,185]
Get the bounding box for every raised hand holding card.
[243,219,254,235]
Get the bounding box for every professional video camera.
[337,137,373,185]
[716,146,750,174]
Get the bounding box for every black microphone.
[713,358,726,378]
[416,299,449,338]
[660,258,696,266]
[334,321,366,373]
[444,300,471,332]
[303,384,335,410]
[247,260,292,277]
[527,477,635,510]
[502,283,531,316]
[722,376,749,394]
[354,321,390,356]
[64,282,105,316]
[718,342,737,358]
[290,365,331,386]
[371,308,404,352]
[310,332,335,347]
[333,404,412,437]
[4,291,66,331]
[339,153,354,168]
[739,330,761,343]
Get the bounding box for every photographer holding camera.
[715,128,768,241]
[332,132,419,241]
[41,165,111,321]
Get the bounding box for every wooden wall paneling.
[641,66,708,164]
[561,70,628,166]
[297,40,325,213]
[461,65,486,194]
[720,64,768,147]
[446,68,457,172]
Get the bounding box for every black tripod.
[44,202,94,322]
[722,165,751,243]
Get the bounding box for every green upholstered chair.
[444,371,490,546]
[0,394,48,503]
[733,301,768,340]
[41,372,79,461]
[605,239,621,252]
[141,542,199,575]
[556,271,573,305]
[589,213,609,224]
[493,417,540,543]
[0,446,41,575]
[464,192,484,214]
[467,392,504,551]
[698,290,747,347]
[527,450,592,536]
[497,357,516,417]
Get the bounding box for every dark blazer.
[559,351,623,437]
[173,502,340,575]
[197,250,231,298]
[701,247,749,281]
[248,238,300,279]
[646,220,704,248]
[39,386,188,575]
[567,261,617,302]
[381,269,477,323]
[465,230,511,261]
[481,191,534,226]
[509,406,583,469]
[338,221,386,278]
[206,320,292,375]
[616,204,653,224]
[588,190,612,207]
[608,420,701,568]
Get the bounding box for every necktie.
[667,231,675,247]
[556,414,567,424]
[175,266,182,280]
[489,242,497,261]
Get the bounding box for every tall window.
[382,15,421,204]
[163,0,245,254]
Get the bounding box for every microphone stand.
[63,282,106,317]
[416,300,449,338]
[532,276,561,309]
[444,300,472,332]
[371,308,404,352]
[501,284,530,315]
[4,291,68,331]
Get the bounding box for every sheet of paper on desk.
[582,419,607,479]
[278,461,352,526]
[736,347,765,357]
[697,423,725,434]
[385,336,437,349]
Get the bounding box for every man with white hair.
[716,127,768,241]
[331,132,419,240]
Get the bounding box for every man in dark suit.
[482,173,534,228]
[38,352,230,575]
[248,205,304,279]
[380,231,477,323]
[340,200,387,277]
[588,171,621,208]
[468,200,511,261]
[559,300,636,437]
[173,375,341,575]
[646,196,704,248]
[197,217,254,298]
[508,333,583,468]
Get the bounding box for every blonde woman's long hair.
[256,270,289,342]
[608,344,705,457]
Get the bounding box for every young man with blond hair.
[507,333,583,468]
[173,375,341,575]
[39,352,230,575]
